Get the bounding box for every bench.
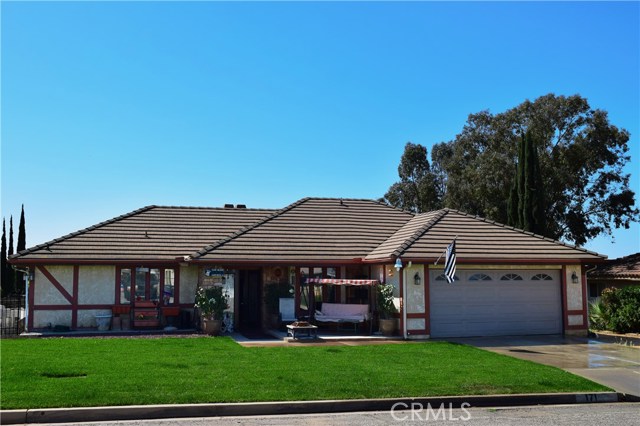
[314,303,370,332]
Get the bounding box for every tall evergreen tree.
[1,219,7,296]
[507,131,546,235]
[17,204,26,253]
[8,217,15,294]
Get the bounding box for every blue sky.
[1,1,638,259]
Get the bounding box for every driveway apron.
[445,335,640,397]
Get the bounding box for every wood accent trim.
[37,266,73,304]
[581,268,589,321]
[561,265,568,333]
[174,266,181,305]
[33,304,114,310]
[406,313,426,319]
[567,310,585,315]
[28,272,35,331]
[72,266,79,328]
[424,263,431,336]
[407,329,427,335]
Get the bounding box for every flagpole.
[434,235,458,265]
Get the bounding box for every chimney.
[224,204,234,209]
[236,204,247,209]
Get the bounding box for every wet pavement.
[445,335,640,397]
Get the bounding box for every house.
[587,252,640,301]
[9,197,604,338]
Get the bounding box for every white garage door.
[430,270,562,338]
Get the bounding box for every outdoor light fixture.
[394,257,403,271]
[571,271,579,284]
[414,273,421,286]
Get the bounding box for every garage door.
[430,270,562,338]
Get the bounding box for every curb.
[0,392,631,424]
[592,331,640,347]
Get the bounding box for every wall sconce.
[571,271,579,284]
[414,273,421,286]
[387,266,394,277]
[394,257,403,271]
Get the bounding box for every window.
[435,274,459,282]
[164,269,175,304]
[469,273,492,281]
[500,273,523,281]
[119,266,176,305]
[120,268,131,304]
[532,273,553,281]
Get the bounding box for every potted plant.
[377,283,398,336]
[195,286,229,336]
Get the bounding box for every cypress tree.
[508,131,546,235]
[8,217,15,294]
[1,219,7,296]
[17,204,26,253]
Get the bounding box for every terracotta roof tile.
[192,198,414,262]
[11,206,276,262]
[589,253,640,279]
[365,209,604,262]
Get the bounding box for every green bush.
[588,300,608,331]
[598,286,640,333]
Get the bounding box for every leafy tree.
[1,219,7,296]
[383,142,440,213]
[431,94,638,246]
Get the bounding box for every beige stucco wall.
[404,264,425,314]
[33,310,72,329]
[78,266,115,305]
[34,265,73,305]
[180,265,199,304]
[566,265,584,311]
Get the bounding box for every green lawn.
[0,337,609,409]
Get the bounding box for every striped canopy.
[304,278,379,286]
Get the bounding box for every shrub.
[599,286,640,333]
[588,300,608,331]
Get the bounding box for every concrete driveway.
[445,335,640,397]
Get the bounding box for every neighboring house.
[9,197,604,338]
[587,252,640,301]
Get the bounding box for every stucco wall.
[180,265,199,304]
[33,309,71,329]
[34,265,73,305]
[566,265,584,311]
[78,266,115,305]
[384,264,401,311]
[404,264,425,314]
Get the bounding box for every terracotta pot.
[379,318,396,336]
[203,319,222,336]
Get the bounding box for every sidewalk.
[2,392,634,425]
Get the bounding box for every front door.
[239,270,261,329]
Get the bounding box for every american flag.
[444,240,457,284]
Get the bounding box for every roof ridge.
[373,198,416,216]
[189,197,312,260]
[151,205,277,211]
[9,205,158,259]
[391,209,448,258]
[444,209,606,258]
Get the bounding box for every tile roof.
[589,253,640,279]
[11,206,276,262]
[365,209,604,262]
[10,199,604,264]
[191,198,414,262]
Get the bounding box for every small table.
[287,323,318,340]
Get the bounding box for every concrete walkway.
[445,335,640,397]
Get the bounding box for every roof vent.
[236,204,247,209]
[224,204,234,209]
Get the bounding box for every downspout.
[12,266,31,333]
[402,267,408,339]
